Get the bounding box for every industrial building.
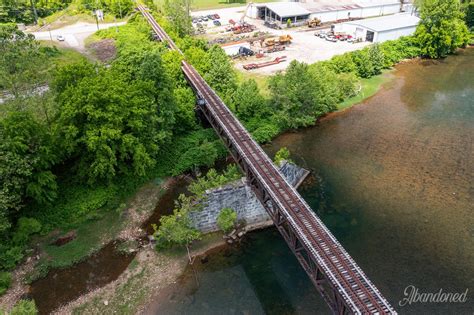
[253,2,311,25]
[335,13,420,42]
[248,0,413,26]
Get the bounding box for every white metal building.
[248,0,413,26]
[335,13,420,42]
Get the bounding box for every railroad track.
[137,6,396,314]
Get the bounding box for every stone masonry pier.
[190,161,310,233]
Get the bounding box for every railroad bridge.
[137,5,396,314]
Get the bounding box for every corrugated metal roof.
[264,2,311,18]
[300,0,402,13]
[344,13,420,32]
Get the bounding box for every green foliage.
[12,218,41,246]
[368,44,385,75]
[415,0,469,58]
[0,111,57,234]
[203,45,237,103]
[327,53,357,74]
[249,121,281,143]
[53,59,174,183]
[274,147,291,165]
[216,207,237,233]
[0,0,71,23]
[153,194,201,250]
[351,48,375,78]
[162,0,192,36]
[269,60,357,129]
[0,24,47,97]
[465,2,474,28]
[233,79,267,121]
[155,129,227,176]
[379,36,421,67]
[0,271,11,295]
[9,299,38,315]
[0,245,22,270]
[188,164,241,196]
[76,0,134,17]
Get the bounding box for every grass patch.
[23,171,163,280]
[236,69,270,96]
[41,207,125,269]
[338,70,394,110]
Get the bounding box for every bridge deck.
[137,5,396,314]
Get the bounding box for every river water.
[148,49,474,314]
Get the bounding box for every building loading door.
[366,30,374,42]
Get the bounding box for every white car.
[57,35,65,41]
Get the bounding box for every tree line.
[0,0,134,24]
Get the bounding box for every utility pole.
[94,0,100,30]
[48,26,52,41]
[30,0,38,25]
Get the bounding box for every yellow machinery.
[263,35,293,47]
[307,18,321,28]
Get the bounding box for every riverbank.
[56,232,227,314]
[0,176,172,312]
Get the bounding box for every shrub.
[351,49,375,78]
[251,121,281,143]
[9,299,38,315]
[188,165,241,197]
[368,44,385,75]
[12,218,42,246]
[328,53,357,74]
[274,147,292,165]
[0,245,23,270]
[0,271,11,296]
[217,208,237,233]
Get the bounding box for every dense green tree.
[368,44,385,74]
[328,53,357,73]
[415,0,469,58]
[163,0,192,37]
[351,49,375,78]
[0,112,57,235]
[232,79,267,121]
[77,0,134,17]
[464,1,474,28]
[0,271,11,295]
[0,0,71,23]
[269,61,317,128]
[203,45,238,104]
[269,61,344,128]
[0,24,46,100]
[53,62,173,183]
[153,194,201,262]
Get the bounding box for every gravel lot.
[192,6,371,75]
